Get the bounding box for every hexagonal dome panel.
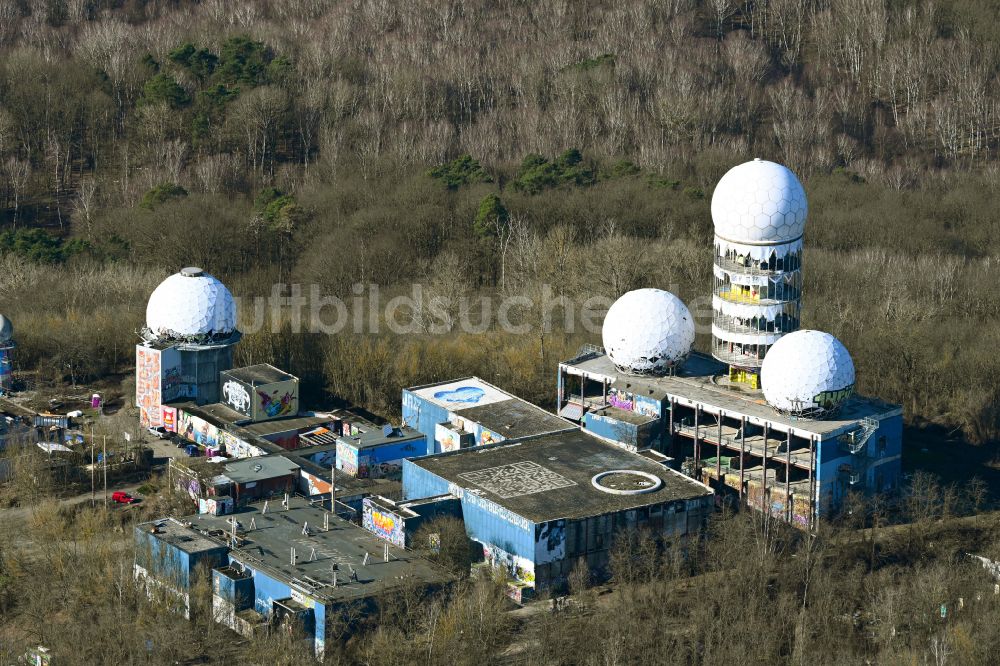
[760,330,855,418]
[145,267,237,342]
[711,159,807,244]
[602,288,695,375]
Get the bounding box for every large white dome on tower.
[711,159,807,244]
[760,330,854,418]
[602,288,695,375]
[145,267,237,342]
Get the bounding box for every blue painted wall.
[584,411,639,447]
[360,436,426,465]
[402,390,447,455]
[212,568,254,609]
[242,560,293,617]
[402,459,451,500]
[815,413,904,511]
[402,460,535,562]
[135,527,228,590]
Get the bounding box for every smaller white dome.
[0,315,13,344]
[602,289,695,375]
[760,330,855,418]
[711,159,807,244]
[145,267,237,342]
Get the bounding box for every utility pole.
[331,457,336,519]
[102,435,107,508]
[90,425,95,506]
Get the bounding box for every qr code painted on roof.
[458,461,576,498]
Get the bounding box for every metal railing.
[712,313,799,336]
[715,256,800,276]
[710,346,765,367]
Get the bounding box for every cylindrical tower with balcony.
[710,158,807,387]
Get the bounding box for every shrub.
[140,183,188,210]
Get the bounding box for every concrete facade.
[402,429,713,599]
[558,349,903,527]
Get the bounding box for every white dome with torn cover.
[761,330,855,418]
[145,267,237,342]
[602,288,695,375]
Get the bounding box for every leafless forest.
[0,0,998,438]
[2,0,1000,663]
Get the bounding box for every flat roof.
[407,377,514,410]
[187,401,250,425]
[177,497,453,604]
[224,456,300,484]
[561,351,902,438]
[407,377,575,439]
[409,429,712,523]
[341,426,424,451]
[243,414,333,437]
[137,517,228,555]
[223,364,296,385]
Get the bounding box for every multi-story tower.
[136,267,240,428]
[710,159,807,387]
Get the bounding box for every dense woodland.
[2,0,1000,662]
[1,0,1000,439]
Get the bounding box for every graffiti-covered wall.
[136,346,162,428]
[177,409,220,448]
[254,378,298,421]
[219,372,299,423]
[362,499,406,547]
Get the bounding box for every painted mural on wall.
[483,542,535,584]
[634,393,661,418]
[360,461,403,480]
[161,406,177,433]
[606,387,661,418]
[136,347,162,428]
[336,440,358,476]
[362,499,406,547]
[413,378,509,410]
[302,470,332,496]
[437,424,459,452]
[222,433,266,459]
[479,427,502,446]
[257,389,298,419]
[305,449,335,467]
[222,379,251,414]
[178,409,220,448]
[534,520,567,564]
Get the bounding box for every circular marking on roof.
[591,470,664,495]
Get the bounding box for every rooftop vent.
[180,266,205,277]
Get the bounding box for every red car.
[112,491,137,504]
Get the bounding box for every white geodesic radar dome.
[760,330,855,418]
[602,288,695,375]
[144,267,237,342]
[711,159,807,244]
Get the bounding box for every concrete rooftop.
[561,350,902,439]
[407,377,575,439]
[176,497,453,605]
[223,363,296,386]
[409,429,712,523]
